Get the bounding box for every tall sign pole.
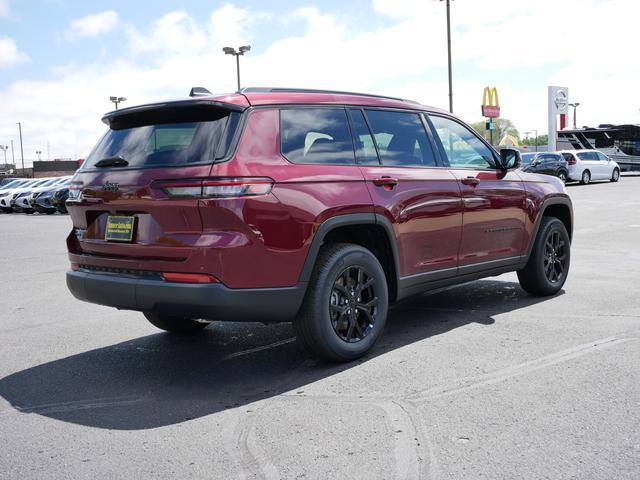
[481,87,500,146]
[548,86,568,152]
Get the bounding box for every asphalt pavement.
[0,176,639,479]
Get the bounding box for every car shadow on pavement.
[0,279,561,431]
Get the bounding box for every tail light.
[68,185,82,200]
[567,157,577,165]
[154,177,274,199]
[163,272,219,283]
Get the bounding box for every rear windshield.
[83,108,239,170]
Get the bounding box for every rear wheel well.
[322,224,397,301]
[542,204,572,240]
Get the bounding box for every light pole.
[36,150,42,161]
[17,122,25,175]
[109,96,127,110]
[11,139,15,165]
[223,45,251,91]
[437,0,454,113]
[523,130,539,151]
[0,145,7,169]
[568,102,580,129]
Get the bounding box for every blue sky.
[0,0,638,164]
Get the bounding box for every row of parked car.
[520,149,621,184]
[0,176,72,214]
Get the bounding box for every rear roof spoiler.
[101,98,247,127]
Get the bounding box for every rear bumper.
[66,270,306,323]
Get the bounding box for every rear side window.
[83,107,237,169]
[561,153,575,162]
[577,151,598,161]
[280,108,355,164]
[365,110,436,167]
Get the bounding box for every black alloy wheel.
[543,230,568,284]
[293,243,389,362]
[329,265,378,343]
[517,217,571,296]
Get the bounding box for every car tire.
[143,312,210,334]
[558,170,568,183]
[293,243,389,362]
[517,217,570,296]
[610,168,620,182]
[580,170,591,185]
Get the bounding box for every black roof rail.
[240,87,419,104]
[189,87,212,97]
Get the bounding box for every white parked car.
[12,178,63,213]
[560,150,621,184]
[21,176,71,213]
[0,179,39,212]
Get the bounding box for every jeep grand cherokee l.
[66,87,573,362]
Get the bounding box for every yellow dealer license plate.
[105,215,136,242]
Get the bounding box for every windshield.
[37,178,59,187]
[0,179,22,190]
[521,153,536,166]
[83,109,237,170]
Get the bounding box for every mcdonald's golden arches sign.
[481,87,500,118]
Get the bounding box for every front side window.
[280,108,355,165]
[364,110,436,167]
[429,115,497,169]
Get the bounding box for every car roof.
[558,149,598,153]
[102,87,448,125]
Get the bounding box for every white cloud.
[1,1,639,164]
[0,36,28,69]
[66,10,119,40]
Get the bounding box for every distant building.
[33,160,82,178]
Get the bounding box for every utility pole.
[438,0,454,113]
[11,140,15,167]
[17,122,25,176]
[0,145,7,169]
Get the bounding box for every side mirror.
[499,148,521,170]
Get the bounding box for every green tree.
[519,134,548,147]
[470,118,520,145]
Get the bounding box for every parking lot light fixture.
[36,150,42,161]
[568,103,580,129]
[223,45,251,91]
[109,96,127,110]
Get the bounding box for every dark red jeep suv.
[66,87,572,361]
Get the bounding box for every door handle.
[372,176,399,189]
[460,176,480,186]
